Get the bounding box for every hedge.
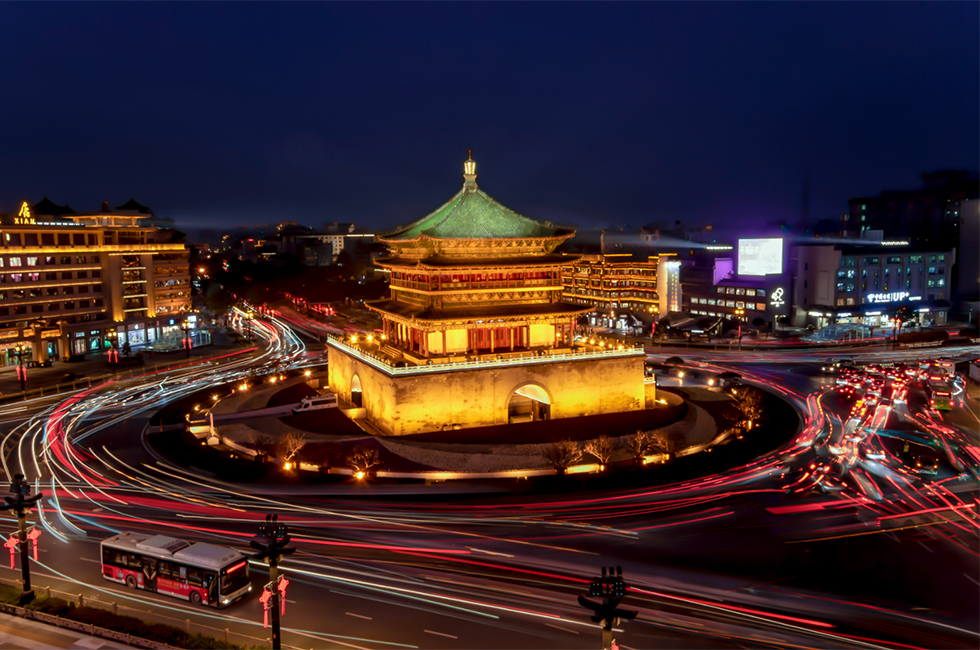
[0,584,247,649]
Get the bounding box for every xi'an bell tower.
[327,151,651,436]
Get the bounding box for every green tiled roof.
[382,186,573,241]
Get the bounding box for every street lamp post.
[13,343,28,392]
[251,514,296,650]
[106,329,119,364]
[181,320,192,358]
[734,308,745,352]
[1,473,43,596]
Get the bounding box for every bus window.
[220,561,249,595]
[188,569,203,587]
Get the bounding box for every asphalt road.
[1,316,977,650]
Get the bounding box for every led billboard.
[737,238,784,276]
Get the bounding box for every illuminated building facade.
[793,243,954,329]
[561,254,662,332]
[327,152,651,436]
[0,199,192,366]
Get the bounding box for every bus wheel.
[190,591,202,606]
[125,575,137,589]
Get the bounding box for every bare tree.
[347,447,381,473]
[543,439,582,472]
[627,430,653,461]
[583,435,616,465]
[735,387,764,427]
[278,431,307,463]
[244,430,274,453]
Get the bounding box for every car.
[914,455,939,475]
[293,394,339,413]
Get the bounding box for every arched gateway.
[508,383,551,424]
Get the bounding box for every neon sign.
[866,291,909,304]
[15,202,34,225]
[769,287,785,309]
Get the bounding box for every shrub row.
[0,584,245,649]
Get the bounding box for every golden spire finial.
[463,149,477,186]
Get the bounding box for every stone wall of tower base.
[327,348,645,436]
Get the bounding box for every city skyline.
[0,3,976,234]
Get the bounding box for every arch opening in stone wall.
[507,382,551,424]
[350,373,363,408]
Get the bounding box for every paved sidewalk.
[0,610,132,649]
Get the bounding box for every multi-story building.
[560,253,662,332]
[0,198,193,366]
[794,243,955,329]
[845,170,978,246]
[681,243,792,332]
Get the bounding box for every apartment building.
[0,199,192,366]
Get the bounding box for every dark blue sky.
[1,2,976,235]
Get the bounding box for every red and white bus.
[101,532,251,607]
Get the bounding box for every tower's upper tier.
[378,151,575,258]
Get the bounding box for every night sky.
[1,3,976,237]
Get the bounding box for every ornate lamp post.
[13,342,29,392]
[1,473,43,596]
[245,311,255,342]
[181,319,192,358]
[734,308,745,352]
[106,329,119,364]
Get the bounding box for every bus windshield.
[221,560,250,596]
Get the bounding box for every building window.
[9,257,21,267]
[61,272,72,280]
[76,256,86,264]
[27,273,39,282]
[46,288,58,296]
[10,274,22,283]
[26,257,38,266]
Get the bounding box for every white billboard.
[738,238,784,276]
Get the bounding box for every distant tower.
[801,174,810,225]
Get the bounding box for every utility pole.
[1,473,44,597]
[250,514,296,650]
[578,566,638,650]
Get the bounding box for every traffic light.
[250,514,296,562]
[578,566,638,632]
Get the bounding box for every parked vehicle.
[293,393,339,413]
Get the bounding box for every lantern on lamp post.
[13,343,29,392]
[181,319,192,358]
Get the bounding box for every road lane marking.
[79,558,101,563]
[963,573,980,587]
[424,630,458,639]
[544,622,579,634]
[346,612,372,620]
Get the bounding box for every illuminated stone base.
[327,345,650,436]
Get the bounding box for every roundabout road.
[1,316,977,650]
